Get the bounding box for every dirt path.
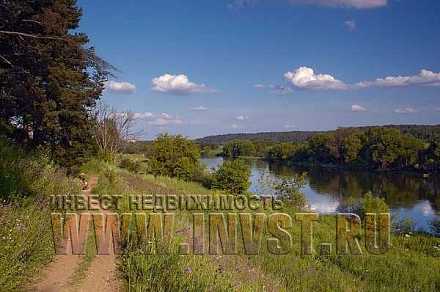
[31,176,122,292]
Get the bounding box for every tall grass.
[0,139,81,290]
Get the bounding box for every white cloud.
[284,124,296,129]
[147,113,183,126]
[357,69,440,88]
[394,107,417,114]
[152,74,212,95]
[105,81,136,94]
[130,112,183,127]
[231,124,239,129]
[275,68,440,92]
[132,112,153,120]
[236,115,249,121]
[284,67,348,90]
[288,0,387,9]
[191,106,208,111]
[230,0,387,9]
[351,104,367,112]
[344,19,356,31]
[254,83,293,95]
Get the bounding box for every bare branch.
[0,30,66,41]
[22,19,43,26]
[0,54,12,66]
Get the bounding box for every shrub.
[273,176,307,209]
[119,157,142,173]
[0,139,80,201]
[360,192,389,217]
[146,134,203,181]
[259,173,307,209]
[0,138,81,289]
[338,192,389,218]
[212,159,250,194]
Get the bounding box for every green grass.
[4,150,436,292]
[0,139,82,291]
[248,206,440,291]
[89,162,264,291]
[0,200,55,291]
[90,159,440,292]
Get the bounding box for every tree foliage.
[146,134,202,181]
[0,0,112,167]
[229,127,439,171]
[222,140,256,158]
[212,159,251,194]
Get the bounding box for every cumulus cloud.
[394,107,417,114]
[273,68,440,92]
[130,112,183,126]
[255,83,293,95]
[132,112,153,120]
[288,0,387,9]
[152,74,212,95]
[236,115,249,121]
[357,69,440,88]
[284,67,348,90]
[105,81,136,94]
[351,104,367,112]
[191,106,208,111]
[147,113,183,126]
[229,0,387,9]
[344,19,356,31]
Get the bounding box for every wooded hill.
[196,124,440,145]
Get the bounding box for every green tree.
[213,159,250,194]
[222,140,256,158]
[266,143,298,161]
[307,134,336,163]
[341,131,364,163]
[146,134,202,181]
[0,0,111,167]
[362,128,424,170]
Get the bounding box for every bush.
[360,192,389,217]
[338,192,389,218]
[119,157,142,173]
[0,138,81,289]
[146,134,203,181]
[259,173,307,209]
[212,159,250,194]
[0,139,80,201]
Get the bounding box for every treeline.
[220,127,440,172]
[196,130,320,145]
[197,124,440,146]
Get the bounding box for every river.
[201,157,440,235]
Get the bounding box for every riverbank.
[202,157,440,234]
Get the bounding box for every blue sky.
[77,0,440,139]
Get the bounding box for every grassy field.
[0,141,82,290]
[1,152,439,291]
[88,158,440,291]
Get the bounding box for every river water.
[201,157,440,234]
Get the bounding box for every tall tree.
[0,0,111,167]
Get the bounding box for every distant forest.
[196,125,440,146]
[193,124,440,173]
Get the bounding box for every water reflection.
[201,157,440,234]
